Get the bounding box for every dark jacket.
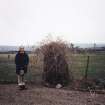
[15,52,29,75]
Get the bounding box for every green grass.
[72,54,105,79]
[0,53,105,83]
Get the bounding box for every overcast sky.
[0,0,105,46]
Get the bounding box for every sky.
[0,0,105,46]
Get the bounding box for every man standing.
[15,46,29,90]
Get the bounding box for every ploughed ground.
[0,84,105,105]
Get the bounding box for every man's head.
[19,46,25,54]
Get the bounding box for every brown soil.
[0,84,105,105]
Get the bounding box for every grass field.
[0,53,105,105]
[71,54,105,80]
[0,54,105,82]
[0,53,105,83]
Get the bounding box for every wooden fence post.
[85,55,90,79]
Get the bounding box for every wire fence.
[0,53,105,84]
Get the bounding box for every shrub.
[40,39,72,87]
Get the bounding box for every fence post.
[8,54,10,60]
[85,55,90,79]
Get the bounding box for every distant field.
[0,53,105,83]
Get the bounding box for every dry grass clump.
[40,39,72,87]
